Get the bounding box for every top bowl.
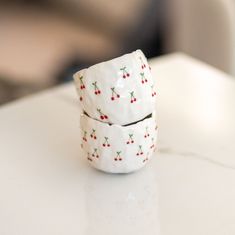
[73,49,157,125]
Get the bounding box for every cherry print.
[102,137,111,147]
[144,127,150,138]
[139,57,146,69]
[92,148,99,158]
[140,72,148,84]
[143,152,149,163]
[126,134,134,144]
[90,129,97,139]
[92,81,101,95]
[110,87,120,101]
[114,151,122,161]
[79,76,85,90]
[120,67,130,79]
[151,85,157,97]
[97,108,108,120]
[143,157,148,163]
[136,145,144,156]
[82,131,87,142]
[130,91,137,103]
[150,137,155,149]
[87,152,92,162]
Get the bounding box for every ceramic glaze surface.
[80,112,157,173]
[74,50,156,125]
[1,54,235,235]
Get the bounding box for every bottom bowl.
[80,112,158,173]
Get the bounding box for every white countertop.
[0,53,235,235]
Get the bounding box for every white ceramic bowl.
[74,49,157,125]
[80,112,158,173]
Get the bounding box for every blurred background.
[0,0,234,105]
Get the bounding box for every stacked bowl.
[73,49,157,173]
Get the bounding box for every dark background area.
[0,0,234,104]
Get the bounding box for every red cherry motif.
[90,129,97,139]
[87,152,92,162]
[136,145,144,156]
[143,152,150,163]
[150,137,155,149]
[144,127,150,138]
[97,108,108,120]
[143,157,148,163]
[114,151,122,161]
[151,85,157,97]
[140,72,148,84]
[139,57,146,70]
[79,76,85,90]
[126,134,134,144]
[120,67,130,79]
[82,131,87,142]
[110,87,120,101]
[92,148,99,158]
[92,81,101,95]
[130,91,137,103]
[102,137,111,147]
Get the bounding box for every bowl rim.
[81,111,156,129]
[73,49,144,79]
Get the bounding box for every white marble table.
[0,53,235,235]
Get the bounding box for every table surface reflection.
[0,53,235,235]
